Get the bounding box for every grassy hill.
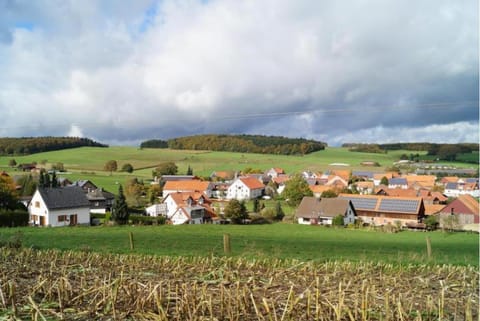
[0,146,477,192]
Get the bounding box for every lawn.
[1,224,477,266]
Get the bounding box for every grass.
[1,146,478,192]
[1,224,478,266]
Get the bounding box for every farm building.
[338,194,425,227]
[296,197,356,225]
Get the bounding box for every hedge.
[0,210,29,227]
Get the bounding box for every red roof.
[239,177,265,190]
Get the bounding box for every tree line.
[140,134,327,155]
[0,137,108,155]
[343,142,479,162]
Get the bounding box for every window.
[58,215,68,222]
[35,201,40,208]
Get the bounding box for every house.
[226,177,264,200]
[86,188,115,214]
[145,203,168,217]
[404,175,436,190]
[210,171,236,181]
[265,168,285,179]
[388,178,408,189]
[71,180,98,192]
[338,194,425,227]
[29,187,90,227]
[438,194,480,227]
[162,191,216,225]
[354,181,375,194]
[373,172,396,186]
[296,197,356,225]
[18,163,36,172]
[444,181,480,198]
[351,171,374,180]
[310,185,336,198]
[162,180,214,198]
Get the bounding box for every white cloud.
[0,0,477,145]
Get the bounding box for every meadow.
[0,146,478,192]
[1,224,477,266]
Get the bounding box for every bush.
[424,215,439,231]
[332,215,344,227]
[130,215,166,225]
[0,231,23,249]
[0,210,29,227]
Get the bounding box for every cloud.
[0,0,477,146]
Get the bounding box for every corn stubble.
[0,248,477,320]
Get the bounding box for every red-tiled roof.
[163,180,210,192]
[239,177,265,190]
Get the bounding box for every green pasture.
[1,224,477,266]
[0,146,477,193]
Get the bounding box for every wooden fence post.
[223,234,231,254]
[129,232,135,250]
[426,236,431,260]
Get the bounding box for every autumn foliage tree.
[282,174,313,206]
[0,175,18,210]
[104,160,118,175]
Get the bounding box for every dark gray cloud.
[0,0,477,146]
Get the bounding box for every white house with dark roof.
[29,187,91,227]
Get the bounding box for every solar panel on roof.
[378,199,419,213]
[343,197,377,210]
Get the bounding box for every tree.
[121,163,134,173]
[224,199,248,224]
[52,162,65,172]
[424,215,438,231]
[8,159,16,168]
[320,189,338,198]
[332,215,344,227]
[148,184,162,204]
[17,175,36,196]
[274,201,284,221]
[265,180,278,198]
[0,175,18,210]
[252,198,260,213]
[282,174,313,207]
[51,171,58,188]
[152,162,178,178]
[111,185,129,224]
[104,160,118,175]
[380,176,389,186]
[125,177,145,207]
[186,165,193,175]
[44,173,51,188]
[39,171,46,188]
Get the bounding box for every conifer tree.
[112,185,129,225]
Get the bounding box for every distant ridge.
[0,137,108,155]
[141,134,327,155]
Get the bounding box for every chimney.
[450,208,454,215]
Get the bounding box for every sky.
[0,0,478,146]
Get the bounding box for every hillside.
[0,137,107,155]
[141,134,327,155]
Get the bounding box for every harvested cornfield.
[0,248,478,320]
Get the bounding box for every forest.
[0,137,107,155]
[342,142,479,162]
[141,134,327,155]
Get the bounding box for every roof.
[382,188,417,198]
[424,204,446,215]
[163,180,211,192]
[457,194,480,214]
[352,171,374,179]
[338,194,423,214]
[404,175,436,189]
[388,178,408,185]
[161,175,198,181]
[37,187,90,210]
[445,182,458,189]
[238,177,265,190]
[296,197,353,218]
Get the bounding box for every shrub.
[424,215,439,231]
[332,215,344,227]
[0,210,29,227]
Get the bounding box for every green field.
[1,224,477,266]
[1,146,478,192]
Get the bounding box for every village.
[5,161,478,232]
